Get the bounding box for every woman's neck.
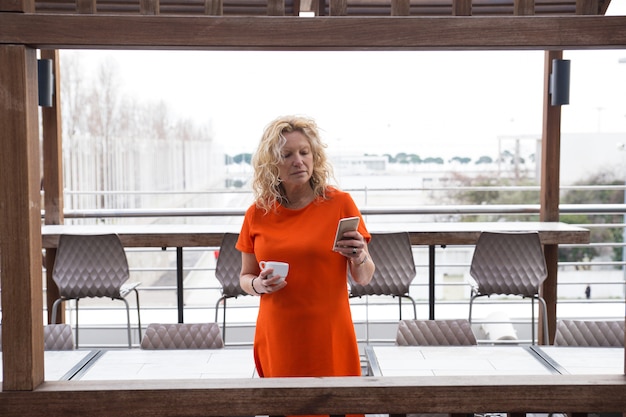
[282,186,315,209]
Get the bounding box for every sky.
[61,2,626,161]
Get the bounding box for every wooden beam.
[539,50,564,345]
[40,49,64,324]
[0,44,44,390]
[1,14,625,50]
[41,50,64,227]
[0,375,624,416]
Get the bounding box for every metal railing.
[42,186,626,348]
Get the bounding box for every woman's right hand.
[255,268,288,294]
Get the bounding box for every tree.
[449,156,471,164]
[423,157,444,164]
[560,171,623,265]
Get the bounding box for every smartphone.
[332,216,360,249]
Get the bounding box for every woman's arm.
[348,242,375,285]
[336,230,375,285]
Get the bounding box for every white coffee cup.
[259,261,289,280]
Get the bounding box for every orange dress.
[236,188,370,380]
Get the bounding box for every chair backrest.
[44,324,75,350]
[215,233,246,298]
[554,319,625,347]
[140,323,224,349]
[52,234,130,299]
[0,324,75,351]
[396,319,477,346]
[349,232,416,297]
[469,231,547,297]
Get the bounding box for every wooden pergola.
[0,0,625,415]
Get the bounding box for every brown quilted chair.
[468,231,548,344]
[140,323,224,349]
[51,233,142,348]
[349,232,417,320]
[396,319,477,346]
[214,232,248,343]
[0,324,75,350]
[553,319,624,347]
[44,324,76,350]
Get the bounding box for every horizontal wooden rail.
[0,375,624,417]
[1,14,626,50]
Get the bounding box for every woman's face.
[278,130,314,188]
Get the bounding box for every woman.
[237,115,375,382]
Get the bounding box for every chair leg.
[121,297,132,348]
[537,296,549,345]
[50,298,62,324]
[530,297,535,345]
[75,298,80,348]
[468,294,476,325]
[407,295,417,319]
[133,288,142,341]
[222,299,227,343]
[214,296,227,343]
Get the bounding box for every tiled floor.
[0,350,98,381]
[368,345,555,376]
[77,348,257,380]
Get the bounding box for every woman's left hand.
[335,230,366,261]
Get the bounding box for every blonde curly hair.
[252,115,335,213]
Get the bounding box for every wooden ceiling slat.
[32,0,606,16]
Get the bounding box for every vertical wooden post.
[540,50,563,345]
[205,0,223,15]
[576,0,599,15]
[267,0,285,16]
[0,0,34,12]
[452,0,471,16]
[41,49,64,324]
[76,0,96,13]
[0,44,45,390]
[141,0,159,15]
[391,0,410,16]
[329,0,346,15]
[514,0,535,15]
